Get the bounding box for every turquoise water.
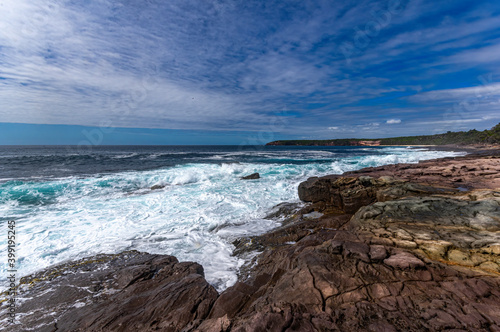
[0,145,465,291]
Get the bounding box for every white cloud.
[0,0,498,139]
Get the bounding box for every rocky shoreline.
[2,150,500,331]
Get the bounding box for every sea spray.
[0,146,465,291]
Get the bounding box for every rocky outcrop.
[241,173,260,180]
[199,232,500,331]
[298,175,458,214]
[351,194,500,273]
[345,154,500,190]
[1,251,218,332]
[211,152,500,331]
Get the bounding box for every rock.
[200,233,500,331]
[298,175,457,214]
[345,154,500,190]
[1,251,218,332]
[369,245,388,261]
[150,184,166,190]
[350,194,500,273]
[241,172,260,180]
[383,251,425,269]
[264,202,303,221]
[298,176,379,213]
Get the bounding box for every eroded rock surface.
[208,153,500,331]
[200,233,500,331]
[1,251,218,332]
[351,194,500,273]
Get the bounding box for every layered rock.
[345,154,500,190]
[210,152,500,331]
[199,232,500,331]
[351,194,500,273]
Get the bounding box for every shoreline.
[3,150,500,330]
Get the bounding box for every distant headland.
[267,123,500,146]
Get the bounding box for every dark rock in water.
[2,251,218,332]
[150,184,166,190]
[241,172,260,180]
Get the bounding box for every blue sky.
[1,0,500,145]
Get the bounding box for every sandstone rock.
[345,154,500,190]
[298,175,459,214]
[201,233,500,331]
[383,251,425,269]
[351,195,500,273]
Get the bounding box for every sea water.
[0,145,465,291]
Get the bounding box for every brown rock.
[201,233,500,331]
[383,251,425,269]
[2,251,218,332]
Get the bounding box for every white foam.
[0,148,465,292]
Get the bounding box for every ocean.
[0,145,465,291]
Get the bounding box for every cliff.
[266,122,500,146]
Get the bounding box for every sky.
[1,0,500,145]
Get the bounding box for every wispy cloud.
[0,0,499,141]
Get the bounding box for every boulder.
[241,172,260,180]
[2,251,218,332]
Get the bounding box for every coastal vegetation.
[267,122,500,146]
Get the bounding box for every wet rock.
[150,184,166,190]
[1,251,218,332]
[264,202,303,221]
[241,172,260,180]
